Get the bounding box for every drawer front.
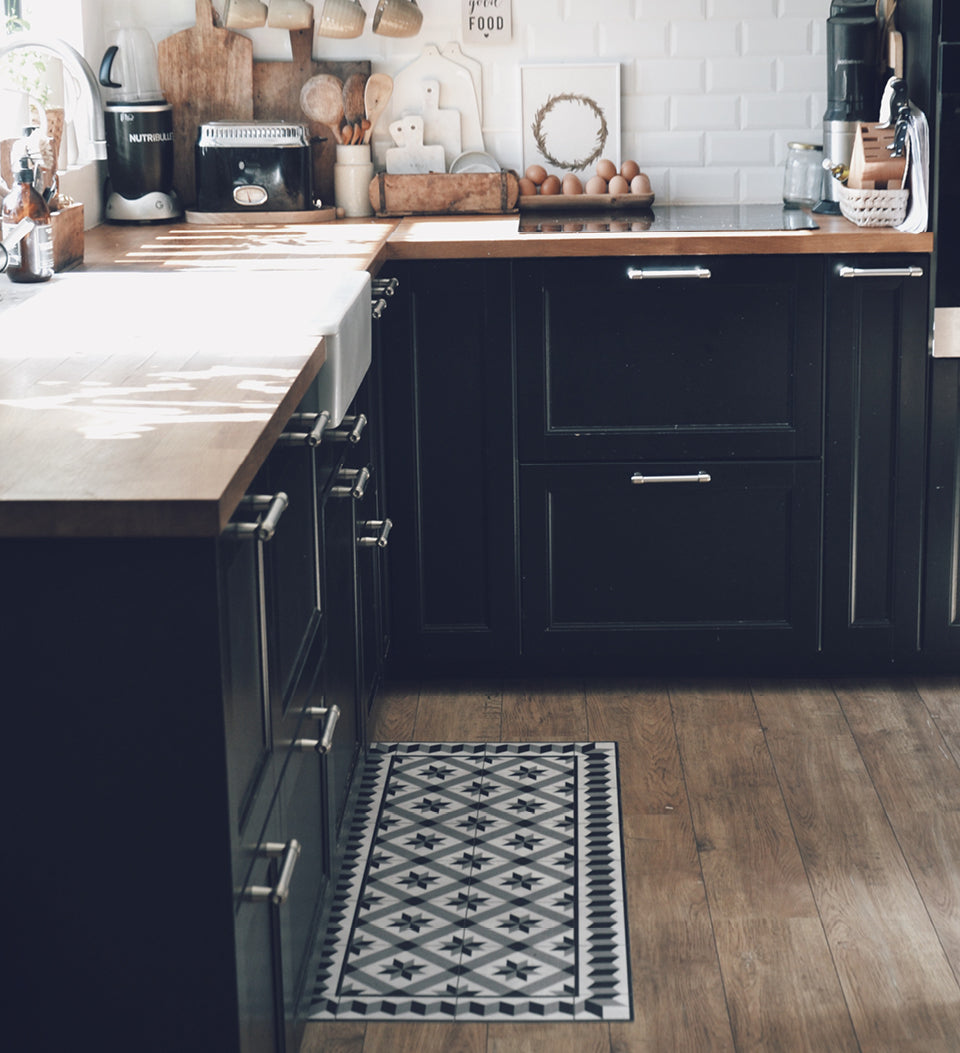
[516,256,823,462]
[520,460,821,668]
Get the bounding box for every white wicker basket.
[838,183,910,227]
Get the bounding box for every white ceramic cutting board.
[440,42,482,123]
[391,45,484,154]
[386,116,446,174]
[420,80,461,170]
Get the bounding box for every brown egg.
[561,173,583,195]
[525,164,547,185]
[585,174,608,195]
[607,174,630,195]
[596,158,617,181]
[630,172,652,195]
[540,174,562,195]
[518,177,538,196]
[620,159,640,181]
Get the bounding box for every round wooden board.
[185,208,337,225]
[519,192,655,211]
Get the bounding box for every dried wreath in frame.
[521,64,621,175]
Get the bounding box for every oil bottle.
[1,155,54,283]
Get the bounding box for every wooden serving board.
[158,0,254,208]
[254,32,370,207]
[369,171,519,216]
[185,207,336,224]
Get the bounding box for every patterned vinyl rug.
[308,742,631,1022]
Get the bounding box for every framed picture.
[520,63,621,175]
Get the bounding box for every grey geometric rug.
[308,742,631,1022]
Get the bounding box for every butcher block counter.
[0,212,932,540]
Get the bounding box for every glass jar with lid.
[783,142,823,208]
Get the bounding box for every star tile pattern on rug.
[308,742,631,1022]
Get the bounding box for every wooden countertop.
[0,211,932,540]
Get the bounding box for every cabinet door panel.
[517,256,823,462]
[521,461,820,669]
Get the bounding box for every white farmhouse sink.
[305,270,372,427]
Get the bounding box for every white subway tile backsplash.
[671,20,740,58]
[638,59,706,94]
[707,57,777,93]
[306,0,828,204]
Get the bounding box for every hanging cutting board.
[253,30,370,206]
[419,80,461,170]
[385,116,445,174]
[158,0,254,208]
[391,45,484,154]
[439,43,482,122]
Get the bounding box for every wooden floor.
[301,676,960,1053]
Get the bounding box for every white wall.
[93,0,832,204]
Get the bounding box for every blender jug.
[99,27,181,221]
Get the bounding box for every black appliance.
[195,121,313,213]
[901,0,959,355]
[817,0,882,213]
[99,29,182,223]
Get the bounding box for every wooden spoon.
[300,74,345,144]
[363,73,393,144]
[342,73,367,143]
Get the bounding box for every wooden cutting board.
[254,31,370,207]
[158,0,254,208]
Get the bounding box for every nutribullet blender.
[99,28,182,222]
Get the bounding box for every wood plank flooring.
[301,677,960,1053]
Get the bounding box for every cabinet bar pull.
[317,705,341,754]
[358,518,393,548]
[631,472,711,485]
[371,297,388,320]
[838,265,924,279]
[244,839,301,905]
[332,466,370,500]
[278,410,330,447]
[372,276,399,297]
[326,414,368,444]
[224,492,289,540]
[627,266,712,280]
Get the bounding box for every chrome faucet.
[0,36,107,162]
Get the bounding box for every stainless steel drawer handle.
[627,266,712,280]
[224,492,289,540]
[278,410,330,447]
[358,518,393,548]
[244,839,301,905]
[631,472,712,485]
[838,265,924,279]
[371,297,388,320]
[332,466,370,500]
[291,705,342,754]
[327,413,368,444]
[372,276,399,297]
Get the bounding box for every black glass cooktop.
[518,203,818,234]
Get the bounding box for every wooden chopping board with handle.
[158,0,254,208]
[253,30,370,207]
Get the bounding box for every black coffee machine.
[99,28,182,222]
[817,0,881,213]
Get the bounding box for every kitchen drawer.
[520,460,821,669]
[516,255,823,463]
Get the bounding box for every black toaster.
[195,121,314,212]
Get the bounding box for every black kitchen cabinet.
[821,256,930,666]
[380,259,519,675]
[923,358,960,660]
[1,358,383,1053]
[382,251,937,676]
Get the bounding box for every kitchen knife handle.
[838,265,924,279]
[631,472,712,485]
[627,266,712,280]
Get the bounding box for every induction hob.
[517,203,818,234]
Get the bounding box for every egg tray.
[520,192,655,211]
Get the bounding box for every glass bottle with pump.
[1,156,54,283]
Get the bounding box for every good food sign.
[463,0,512,43]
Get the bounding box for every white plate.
[449,150,500,174]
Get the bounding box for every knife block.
[848,123,907,190]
